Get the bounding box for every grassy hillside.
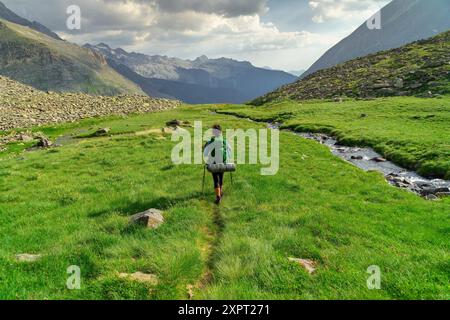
[0,0,62,40]
[0,102,449,300]
[0,19,143,95]
[253,31,450,105]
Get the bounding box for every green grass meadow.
[0,100,449,300]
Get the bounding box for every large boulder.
[130,209,164,229]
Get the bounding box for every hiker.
[204,124,231,204]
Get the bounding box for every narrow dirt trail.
[189,201,225,299]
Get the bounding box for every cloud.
[308,0,388,23]
[1,0,388,70]
[7,0,314,54]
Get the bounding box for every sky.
[3,0,390,71]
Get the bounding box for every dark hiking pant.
[212,172,224,189]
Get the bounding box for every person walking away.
[204,124,231,204]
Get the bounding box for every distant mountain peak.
[95,43,113,50]
[195,55,209,62]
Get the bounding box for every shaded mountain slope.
[107,58,249,104]
[0,19,143,96]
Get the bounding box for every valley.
[0,98,448,300]
[0,0,448,302]
[85,43,298,104]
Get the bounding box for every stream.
[267,122,450,199]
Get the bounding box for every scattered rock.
[288,258,317,274]
[166,119,182,127]
[415,181,431,188]
[409,82,423,89]
[187,284,195,299]
[436,192,450,198]
[420,187,450,196]
[425,194,438,201]
[166,119,191,128]
[35,136,53,148]
[378,88,396,95]
[162,127,175,134]
[351,155,363,160]
[119,272,158,285]
[371,157,387,163]
[394,78,404,89]
[19,133,34,142]
[16,254,42,262]
[130,209,164,229]
[372,82,391,89]
[93,128,110,137]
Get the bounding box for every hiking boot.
[215,196,222,205]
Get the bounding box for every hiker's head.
[212,124,222,137]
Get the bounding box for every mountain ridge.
[302,0,450,78]
[106,57,250,104]
[85,43,298,103]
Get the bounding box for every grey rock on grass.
[130,209,164,229]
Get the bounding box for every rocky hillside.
[252,31,450,105]
[0,76,180,131]
[84,43,297,103]
[302,0,450,78]
[0,19,144,96]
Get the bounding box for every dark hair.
[212,124,222,132]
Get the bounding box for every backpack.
[206,137,228,163]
